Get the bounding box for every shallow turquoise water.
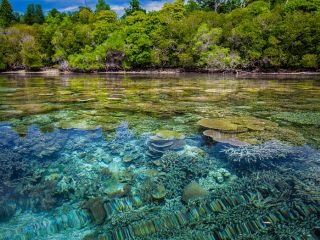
[0,74,319,239]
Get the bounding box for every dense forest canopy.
[0,0,319,71]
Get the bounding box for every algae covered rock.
[83,197,106,225]
[198,116,281,144]
[198,116,273,133]
[182,182,209,203]
[203,129,249,146]
[197,118,240,133]
[147,130,186,158]
[273,112,320,125]
[151,182,167,200]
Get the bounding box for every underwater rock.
[151,182,167,200]
[83,231,98,240]
[147,130,185,158]
[83,197,106,224]
[182,182,209,203]
[203,129,249,146]
[103,181,127,198]
[198,116,275,135]
[198,118,241,133]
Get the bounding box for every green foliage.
[162,0,186,19]
[68,45,106,71]
[194,24,223,53]
[93,10,118,45]
[199,45,241,69]
[301,54,318,69]
[21,35,44,70]
[0,0,15,27]
[77,7,95,24]
[0,0,319,71]
[285,0,320,12]
[68,30,126,71]
[185,0,200,13]
[196,0,246,12]
[104,31,126,51]
[96,0,111,12]
[124,0,146,17]
[23,4,44,25]
[0,32,6,70]
[0,24,39,70]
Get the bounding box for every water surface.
[0,74,319,239]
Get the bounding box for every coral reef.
[203,129,249,146]
[221,140,296,168]
[198,118,241,132]
[182,182,209,203]
[0,117,319,240]
[198,116,276,133]
[147,130,186,158]
[0,207,92,239]
[96,192,320,240]
[154,151,216,199]
[273,112,320,125]
[199,168,235,191]
[83,197,106,224]
[111,121,134,144]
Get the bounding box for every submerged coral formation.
[221,140,297,168]
[203,129,249,146]
[182,182,209,203]
[273,112,320,125]
[147,130,186,159]
[0,120,319,240]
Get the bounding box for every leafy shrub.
[199,46,241,69]
[301,54,318,69]
[21,35,44,70]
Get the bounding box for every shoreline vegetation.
[0,0,320,73]
[2,68,320,76]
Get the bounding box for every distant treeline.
[0,0,319,72]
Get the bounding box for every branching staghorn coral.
[292,166,320,204]
[112,121,134,144]
[221,140,296,167]
[156,151,215,198]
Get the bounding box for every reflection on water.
[0,74,319,239]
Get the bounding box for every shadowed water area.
[0,74,319,239]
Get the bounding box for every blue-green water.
[0,74,319,239]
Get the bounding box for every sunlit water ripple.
[0,74,319,240]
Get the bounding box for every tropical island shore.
[0,0,319,74]
[2,68,320,77]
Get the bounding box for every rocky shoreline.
[1,68,320,76]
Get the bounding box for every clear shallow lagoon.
[0,74,319,239]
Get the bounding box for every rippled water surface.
[0,74,319,239]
